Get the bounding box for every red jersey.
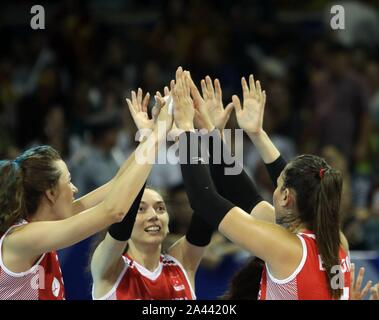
[0,220,65,300]
[259,231,350,300]
[93,254,195,300]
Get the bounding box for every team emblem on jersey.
[52,277,61,297]
[171,276,185,292]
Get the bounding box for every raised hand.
[172,67,194,131]
[154,89,174,135]
[188,74,232,131]
[153,84,171,122]
[201,76,233,130]
[350,263,373,300]
[126,88,153,131]
[156,81,182,139]
[188,73,213,131]
[232,75,266,134]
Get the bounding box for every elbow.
[100,201,125,223]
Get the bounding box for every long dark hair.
[0,146,61,234]
[221,257,264,300]
[281,154,343,299]
[224,154,343,299]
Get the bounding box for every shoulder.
[2,220,29,248]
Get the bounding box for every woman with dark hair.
[90,186,214,300]
[173,67,351,300]
[90,87,215,300]
[0,98,172,300]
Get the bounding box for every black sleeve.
[179,131,235,229]
[264,156,287,188]
[108,183,146,241]
[208,130,263,213]
[185,212,214,247]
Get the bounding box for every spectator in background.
[305,42,370,168]
[16,65,66,148]
[70,110,124,196]
[27,105,71,160]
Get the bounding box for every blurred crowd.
[1,0,379,272]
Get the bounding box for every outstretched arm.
[173,68,302,280]
[91,183,146,296]
[232,75,280,164]
[72,88,155,214]
[4,101,172,263]
[187,73,274,222]
[232,75,289,187]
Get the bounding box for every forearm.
[92,182,146,280]
[113,148,140,181]
[179,131,235,229]
[91,233,128,281]
[185,213,214,247]
[72,143,143,214]
[72,180,114,214]
[108,183,146,241]
[247,130,287,187]
[208,129,263,213]
[103,128,165,215]
[246,130,280,164]
[218,207,299,266]
[12,203,115,257]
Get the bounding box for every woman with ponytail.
[0,97,173,300]
[173,68,350,300]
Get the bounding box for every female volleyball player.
[90,186,215,300]
[173,68,350,300]
[186,69,379,301]
[0,97,172,300]
[90,85,215,300]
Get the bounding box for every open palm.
[126,88,154,130]
[233,75,266,134]
[201,76,233,130]
[172,67,195,131]
[188,74,233,131]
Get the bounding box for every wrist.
[152,126,167,144]
[178,123,195,132]
[203,123,216,133]
[247,129,266,139]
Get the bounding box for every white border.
[130,255,163,281]
[265,234,307,284]
[0,220,46,277]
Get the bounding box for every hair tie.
[319,168,326,179]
